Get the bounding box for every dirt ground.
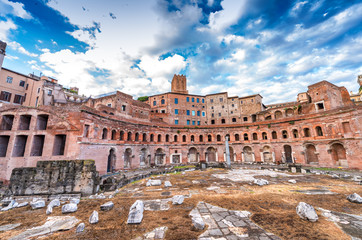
[0,168,361,240]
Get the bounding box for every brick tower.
[171,74,188,94]
[0,40,6,70]
[358,75,362,94]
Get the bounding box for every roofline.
[1,67,41,81]
[148,92,206,98]
[239,94,263,99]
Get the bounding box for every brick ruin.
[0,77,361,184]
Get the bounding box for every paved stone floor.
[191,202,281,240]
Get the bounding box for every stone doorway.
[107,148,116,172]
[140,148,148,168]
[206,147,217,162]
[188,147,198,162]
[284,145,293,163]
[155,148,165,165]
[306,144,318,164]
[243,146,253,162]
[262,146,273,163]
[330,143,347,167]
[124,148,132,169]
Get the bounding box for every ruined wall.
[9,160,99,196]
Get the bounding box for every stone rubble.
[296,202,318,222]
[254,179,269,186]
[288,179,297,184]
[127,200,144,224]
[76,222,85,233]
[164,181,172,187]
[172,195,184,205]
[146,180,162,186]
[47,199,61,215]
[15,202,28,208]
[347,193,362,204]
[30,200,46,210]
[70,198,80,204]
[62,203,78,213]
[89,210,99,224]
[100,201,114,211]
[0,223,21,232]
[143,199,171,211]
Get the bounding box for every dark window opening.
[199,135,203,142]
[0,91,11,102]
[221,119,226,124]
[84,124,90,137]
[191,135,195,142]
[0,135,10,157]
[127,132,132,141]
[262,132,267,140]
[303,128,311,137]
[174,135,178,142]
[272,131,277,139]
[235,134,240,141]
[18,115,31,130]
[143,133,147,142]
[244,133,249,141]
[157,134,162,142]
[36,115,48,130]
[252,133,258,140]
[232,118,236,123]
[182,135,186,142]
[166,134,169,142]
[120,131,124,140]
[12,135,28,157]
[112,130,117,140]
[135,132,139,141]
[282,130,288,139]
[150,134,154,142]
[30,135,45,156]
[102,128,108,139]
[243,117,248,122]
[208,135,212,142]
[1,115,14,130]
[53,134,66,156]
[293,130,298,138]
[252,115,256,122]
[316,126,323,136]
[316,102,324,110]
[217,135,221,141]
[211,120,215,124]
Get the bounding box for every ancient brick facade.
[0,78,361,182]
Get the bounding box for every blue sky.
[1,0,362,104]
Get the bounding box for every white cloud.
[8,41,38,57]
[0,0,32,19]
[0,19,16,41]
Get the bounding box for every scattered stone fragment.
[46,205,53,215]
[301,169,307,174]
[172,195,184,205]
[206,186,220,191]
[127,200,144,224]
[47,199,61,214]
[100,201,114,211]
[347,193,362,204]
[164,181,172,187]
[143,226,168,239]
[9,216,79,240]
[31,200,46,210]
[189,208,205,230]
[1,200,17,211]
[89,210,99,224]
[70,198,80,204]
[144,199,170,211]
[331,174,339,179]
[0,223,21,232]
[62,203,78,213]
[76,222,85,233]
[192,180,200,184]
[288,179,297,184]
[15,202,28,208]
[296,202,318,222]
[254,179,269,186]
[146,180,162,186]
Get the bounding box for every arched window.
[262,132,267,140]
[225,134,230,141]
[182,135,187,142]
[174,135,178,142]
[127,132,132,141]
[221,119,226,124]
[142,133,147,142]
[282,130,288,139]
[235,134,240,141]
[161,99,165,104]
[244,133,249,141]
[252,133,258,140]
[135,132,139,141]
[165,134,169,142]
[316,126,323,136]
[191,135,195,142]
[111,130,117,140]
[217,135,221,141]
[208,135,212,142]
[303,128,311,137]
[157,134,162,142]
[150,134,154,142]
[232,118,236,122]
[120,131,124,140]
[199,135,203,142]
[292,129,298,138]
[102,128,108,139]
[272,131,277,139]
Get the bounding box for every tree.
[137,96,149,102]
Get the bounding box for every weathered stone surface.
[143,226,168,239]
[172,195,184,205]
[0,223,21,232]
[16,202,28,208]
[1,200,18,211]
[347,193,362,204]
[144,199,170,211]
[70,198,80,204]
[9,160,99,196]
[76,222,85,233]
[100,201,114,211]
[296,202,318,222]
[49,199,61,208]
[46,205,53,215]
[254,179,269,186]
[189,208,205,230]
[62,203,78,213]
[127,200,144,224]
[164,181,172,187]
[31,200,45,210]
[9,216,79,240]
[89,210,99,224]
[146,180,162,186]
[288,179,297,184]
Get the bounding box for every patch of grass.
[174,165,195,169]
[311,167,345,171]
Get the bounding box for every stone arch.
[140,148,149,167]
[234,134,240,141]
[142,133,147,142]
[243,133,249,141]
[124,148,132,169]
[228,146,235,161]
[107,148,116,172]
[188,147,199,162]
[262,132,267,140]
[262,145,273,163]
[286,108,294,117]
[199,135,203,142]
[155,148,165,165]
[330,143,347,166]
[102,128,108,139]
[252,133,258,140]
[305,144,318,164]
[111,130,117,140]
[206,147,217,162]
[127,131,132,141]
[316,126,323,136]
[275,111,283,119]
[292,129,299,138]
[135,132,140,141]
[120,131,124,140]
[242,146,254,162]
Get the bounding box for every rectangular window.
[19,80,25,87]
[30,135,45,156]
[220,97,223,102]
[153,101,156,106]
[192,121,195,125]
[122,105,126,111]
[18,115,31,130]
[174,98,178,104]
[35,97,39,107]
[202,112,205,117]
[210,99,213,103]
[26,84,29,90]
[187,120,190,125]
[240,100,243,104]
[197,111,200,116]
[187,110,190,115]
[202,99,205,103]
[342,122,351,133]
[192,110,195,116]
[219,113,221,117]
[197,98,199,103]
[186,97,189,102]
[37,88,40,94]
[0,135,10,157]
[13,95,23,104]
[12,135,28,157]
[83,124,90,137]
[175,120,179,125]
[47,90,52,96]
[175,109,179,114]
[211,113,214,117]
[53,134,66,156]
[0,91,12,102]
[6,76,12,83]
[197,121,200,125]
[192,97,195,102]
